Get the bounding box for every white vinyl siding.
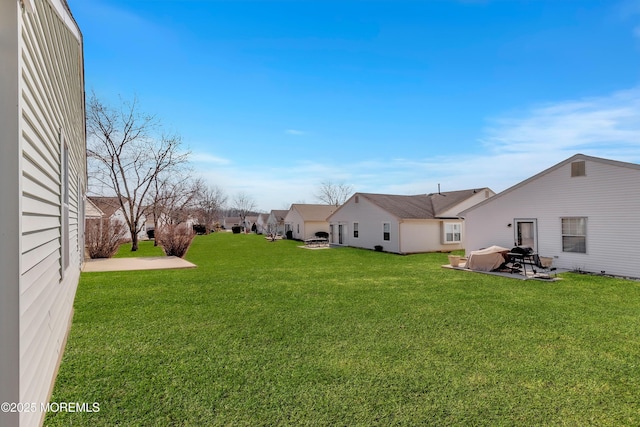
[328,196,401,253]
[329,195,470,254]
[463,156,640,278]
[61,138,70,273]
[11,1,86,426]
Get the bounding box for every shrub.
[315,231,329,239]
[85,218,128,259]
[231,226,242,234]
[147,229,155,239]
[157,224,195,258]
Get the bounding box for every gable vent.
[571,161,586,177]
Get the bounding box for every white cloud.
[191,152,231,165]
[481,87,640,157]
[285,129,306,135]
[194,86,640,211]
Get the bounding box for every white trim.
[382,222,390,241]
[561,216,587,254]
[442,222,461,244]
[60,131,70,276]
[514,218,537,252]
[22,0,35,13]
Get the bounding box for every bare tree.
[232,192,257,230]
[148,173,200,245]
[195,184,227,233]
[86,92,190,251]
[315,180,353,206]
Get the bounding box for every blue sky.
[69,0,640,211]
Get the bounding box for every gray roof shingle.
[359,188,487,219]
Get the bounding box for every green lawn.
[113,239,165,258]
[46,233,640,426]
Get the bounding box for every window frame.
[561,217,587,253]
[443,222,462,244]
[353,222,359,238]
[383,222,390,241]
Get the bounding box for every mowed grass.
[46,233,640,426]
[113,240,165,258]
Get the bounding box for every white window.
[383,223,390,241]
[443,223,461,244]
[353,222,359,238]
[562,217,586,253]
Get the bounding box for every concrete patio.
[83,256,197,273]
[442,259,566,281]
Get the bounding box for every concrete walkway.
[83,256,196,273]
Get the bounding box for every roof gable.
[427,188,491,217]
[460,153,640,215]
[87,196,123,219]
[291,204,337,221]
[269,210,289,221]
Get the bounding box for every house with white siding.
[327,189,494,254]
[88,196,148,241]
[284,203,338,240]
[255,213,269,234]
[284,204,337,240]
[460,154,640,278]
[244,215,258,232]
[267,209,289,236]
[0,1,85,426]
[223,216,241,230]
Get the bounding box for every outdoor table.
[507,252,538,277]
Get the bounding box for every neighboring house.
[284,204,337,240]
[223,216,241,230]
[87,196,147,241]
[267,209,289,235]
[85,197,104,221]
[256,213,269,234]
[327,189,494,254]
[144,207,198,237]
[244,215,258,232]
[0,1,85,426]
[460,154,640,278]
